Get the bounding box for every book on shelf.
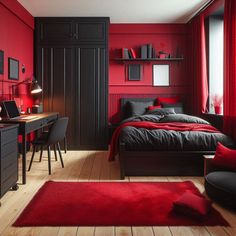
[128,49,133,58]
[129,48,137,58]
[141,45,147,59]
[147,44,152,58]
[152,48,156,58]
[122,48,130,59]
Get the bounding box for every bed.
[109,97,234,179]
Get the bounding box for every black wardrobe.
[35,17,109,150]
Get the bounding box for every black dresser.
[0,124,19,202]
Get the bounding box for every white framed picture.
[153,64,169,86]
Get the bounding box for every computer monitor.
[2,100,20,118]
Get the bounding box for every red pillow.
[213,142,236,170]
[148,105,162,110]
[157,96,181,105]
[173,191,212,219]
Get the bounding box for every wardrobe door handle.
[74,33,78,39]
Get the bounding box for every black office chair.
[28,117,68,174]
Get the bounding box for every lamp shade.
[30,80,42,94]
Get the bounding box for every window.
[208,10,224,114]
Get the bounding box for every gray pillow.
[145,108,176,116]
[160,114,210,124]
[161,102,184,114]
[127,101,154,117]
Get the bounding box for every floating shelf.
[113,57,184,62]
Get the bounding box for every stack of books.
[141,44,153,59]
[122,48,137,59]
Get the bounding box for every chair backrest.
[47,117,68,145]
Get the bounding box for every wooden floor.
[1,150,236,236]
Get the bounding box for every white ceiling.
[17,0,211,23]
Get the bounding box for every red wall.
[0,0,34,112]
[109,24,190,123]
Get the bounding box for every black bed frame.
[117,97,216,179]
[119,143,215,179]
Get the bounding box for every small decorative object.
[0,50,4,75]
[8,57,19,80]
[159,51,166,59]
[27,107,31,114]
[211,94,223,114]
[32,104,43,114]
[22,64,25,73]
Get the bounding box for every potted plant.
[211,94,223,115]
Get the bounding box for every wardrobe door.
[76,47,108,149]
[35,17,109,150]
[73,20,107,43]
[36,47,77,148]
[36,18,74,44]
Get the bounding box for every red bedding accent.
[109,121,220,161]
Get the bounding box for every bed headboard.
[120,97,157,120]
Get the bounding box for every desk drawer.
[26,119,45,133]
[1,151,17,171]
[1,171,18,197]
[1,159,17,183]
[1,140,17,157]
[26,115,58,133]
[44,114,58,124]
[1,128,18,145]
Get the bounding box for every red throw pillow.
[157,96,181,105]
[148,105,162,110]
[213,142,236,170]
[173,191,212,219]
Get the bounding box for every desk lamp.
[30,80,42,94]
[30,79,43,113]
[12,77,42,113]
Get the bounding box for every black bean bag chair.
[205,171,236,209]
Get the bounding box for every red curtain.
[190,14,208,115]
[224,0,236,141]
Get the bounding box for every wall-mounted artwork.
[8,57,19,80]
[0,50,4,75]
[153,64,169,86]
[128,64,142,81]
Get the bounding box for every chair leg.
[39,146,43,162]
[47,145,52,175]
[54,144,58,161]
[28,145,36,171]
[64,136,67,153]
[57,142,64,168]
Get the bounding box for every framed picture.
[153,64,169,86]
[8,57,19,80]
[0,50,3,75]
[128,64,142,81]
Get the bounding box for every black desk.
[0,112,59,184]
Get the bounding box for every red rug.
[13,181,228,226]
